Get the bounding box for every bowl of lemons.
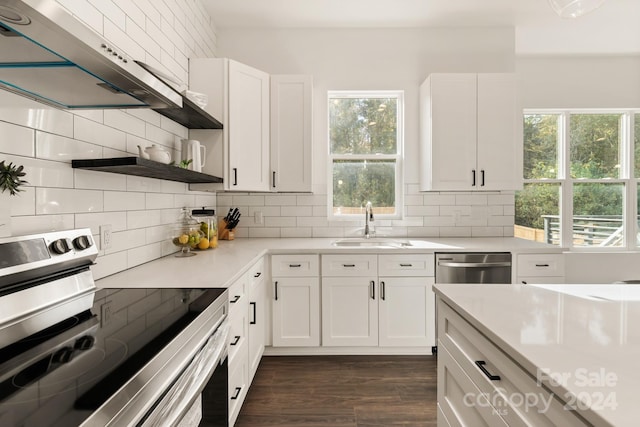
[172,208,205,257]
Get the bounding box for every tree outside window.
[516,111,636,248]
[328,91,403,218]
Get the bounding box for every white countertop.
[95,237,561,289]
[433,283,640,427]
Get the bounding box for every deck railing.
[542,215,631,246]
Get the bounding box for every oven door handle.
[141,317,230,427]
[437,261,511,268]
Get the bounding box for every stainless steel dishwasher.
[435,252,512,284]
[433,252,512,354]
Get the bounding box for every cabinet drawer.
[228,300,248,364]
[378,254,434,277]
[228,341,248,426]
[271,254,319,276]
[438,343,508,427]
[438,301,586,426]
[247,257,265,283]
[322,254,377,276]
[228,277,247,307]
[517,254,564,277]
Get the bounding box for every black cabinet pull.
[233,168,238,186]
[370,280,375,300]
[230,387,242,400]
[343,264,356,268]
[289,264,301,268]
[250,302,257,324]
[381,281,386,301]
[230,295,240,304]
[399,263,412,267]
[472,169,476,186]
[481,170,485,187]
[230,335,241,346]
[475,360,501,381]
[254,272,262,277]
[522,281,528,284]
[273,171,276,188]
[274,281,278,301]
[535,264,550,267]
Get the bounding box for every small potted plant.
[0,161,27,195]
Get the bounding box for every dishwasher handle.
[438,261,511,268]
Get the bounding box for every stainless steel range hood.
[0,0,182,110]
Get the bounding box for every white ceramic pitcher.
[180,139,206,172]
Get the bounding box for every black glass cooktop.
[0,287,225,426]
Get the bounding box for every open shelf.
[72,157,223,184]
[153,96,223,129]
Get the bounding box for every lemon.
[209,236,218,248]
[197,237,210,250]
[178,234,189,244]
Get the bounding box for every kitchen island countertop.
[434,282,640,427]
[95,237,561,289]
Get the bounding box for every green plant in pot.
[0,161,28,196]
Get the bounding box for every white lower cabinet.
[437,298,587,427]
[271,254,320,347]
[517,253,565,285]
[321,254,436,349]
[227,257,266,426]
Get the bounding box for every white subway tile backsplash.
[249,228,281,238]
[104,191,145,211]
[106,228,147,254]
[57,0,104,34]
[0,121,34,157]
[75,169,126,191]
[126,18,162,61]
[145,193,174,209]
[104,110,146,138]
[265,216,296,227]
[74,116,126,152]
[439,227,472,237]
[36,188,103,214]
[146,224,171,244]
[174,194,197,209]
[406,205,439,216]
[280,206,312,216]
[36,132,102,162]
[265,195,296,205]
[472,226,504,237]
[126,175,164,193]
[407,227,440,237]
[128,242,162,267]
[232,195,265,206]
[11,214,75,235]
[75,211,127,234]
[423,194,456,206]
[128,210,163,228]
[297,217,330,227]
[103,16,146,61]
[8,187,35,216]
[297,194,326,206]
[455,194,488,206]
[125,108,162,127]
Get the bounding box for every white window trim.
[327,90,404,221]
[523,108,639,251]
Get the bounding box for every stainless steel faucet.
[364,201,374,238]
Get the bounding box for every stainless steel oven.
[0,229,230,427]
[435,252,512,285]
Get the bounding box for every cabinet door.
[322,277,378,346]
[476,73,519,191]
[378,277,435,347]
[248,268,266,382]
[420,73,477,191]
[228,60,270,191]
[272,277,320,347]
[270,75,313,192]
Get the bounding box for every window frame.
[327,90,404,221]
[521,108,638,251]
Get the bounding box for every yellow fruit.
[209,236,218,248]
[197,237,210,250]
[178,234,189,244]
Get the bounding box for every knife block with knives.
[219,207,241,240]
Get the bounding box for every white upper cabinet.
[419,73,521,192]
[190,58,270,191]
[270,75,313,192]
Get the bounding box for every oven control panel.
[0,228,98,279]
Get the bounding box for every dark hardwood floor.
[235,355,438,427]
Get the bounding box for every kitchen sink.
[331,237,413,248]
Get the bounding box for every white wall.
[208,27,519,239]
[0,0,218,280]
[516,55,640,108]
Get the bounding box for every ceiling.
[202,0,640,55]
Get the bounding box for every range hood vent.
[0,0,182,110]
